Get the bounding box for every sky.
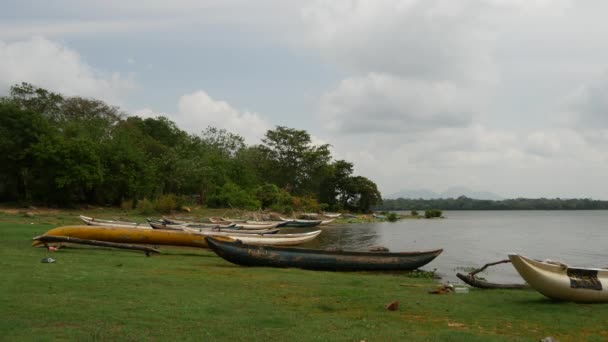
[2,0,608,199]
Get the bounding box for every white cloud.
[301,0,500,84]
[321,73,477,134]
[0,37,136,103]
[176,90,271,143]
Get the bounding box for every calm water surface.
[301,211,608,283]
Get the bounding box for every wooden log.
[456,273,530,289]
[457,259,530,290]
[33,235,161,256]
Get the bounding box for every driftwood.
[33,235,161,256]
[456,259,530,289]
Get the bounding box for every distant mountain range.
[385,187,503,200]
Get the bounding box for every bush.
[387,212,399,222]
[120,199,134,211]
[292,196,322,213]
[208,182,260,210]
[154,194,178,213]
[136,198,155,215]
[411,210,418,216]
[255,184,280,209]
[424,208,442,218]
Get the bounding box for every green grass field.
[1,210,607,341]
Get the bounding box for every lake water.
[301,211,608,284]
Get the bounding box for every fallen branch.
[33,235,161,256]
[457,259,530,289]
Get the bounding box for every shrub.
[136,198,155,215]
[411,210,418,216]
[120,199,134,211]
[208,182,260,210]
[154,194,178,214]
[387,212,398,222]
[424,208,442,218]
[255,184,280,209]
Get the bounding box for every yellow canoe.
[509,254,608,303]
[33,225,322,248]
[33,225,209,248]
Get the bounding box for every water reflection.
[296,211,608,284]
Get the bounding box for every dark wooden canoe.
[206,237,443,271]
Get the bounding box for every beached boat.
[79,215,151,229]
[279,217,322,228]
[319,218,335,226]
[33,226,322,248]
[509,254,608,302]
[148,220,280,234]
[206,237,443,271]
[159,218,236,228]
[322,213,342,218]
[208,217,290,229]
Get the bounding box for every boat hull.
[33,226,321,248]
[206,237,442,271]
[509,254,608,303]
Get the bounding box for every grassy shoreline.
[1,210,608,341]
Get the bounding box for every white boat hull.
[509,254,608,303]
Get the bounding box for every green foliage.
[208,182,260,210]
[386,212,399,222]
[411,210,419,216]
[136,198,155,215]
[424,208,443,218]
[154,194,178,213]
[0,83,383,211]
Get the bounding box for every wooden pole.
[33,235,161,256]
[456,259,530,289]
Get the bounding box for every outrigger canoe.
[148,220,280,234]
[509,254,608,302]
[79,215,151,229]
[206,237,443,271]
[33,226,322,248]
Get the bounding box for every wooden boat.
[148,220,280,234]
[279,217,322,228]
[509,254,608,302]
[206,237,443,271]
[208,217,289,229]
[79,215,151,229]
[319,218,335,226]
[159,218,236,228]
[322,213,342,218]
[33,226,321,248]
[34,225,209,248]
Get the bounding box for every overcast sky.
[2,0,608,199]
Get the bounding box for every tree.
[343,176,382,212]
[319,160,353,209]
[259,126,331,194]
[0,102,54,202]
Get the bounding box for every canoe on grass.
[509,254,608,302]
[206,237,443,271]
[148,221,280,234]
[79,215,151,229]
[33,226,321,248]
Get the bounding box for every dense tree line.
[376,196,608,211]
[0,83,381,212]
